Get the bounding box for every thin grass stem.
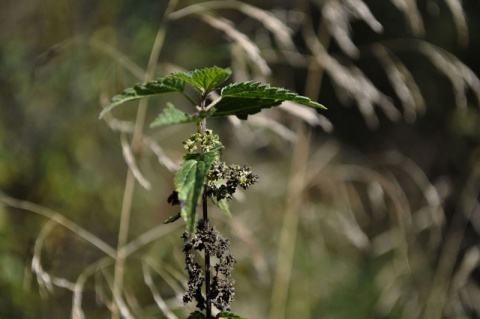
[111,1,178,318]
[269,125,311,319]
[0,195,116,257]
[304,18,330,101]
[424,162,480,318]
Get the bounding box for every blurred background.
[1,0,480,318]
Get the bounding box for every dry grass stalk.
[269,126,311,319]
[320,0,382,57]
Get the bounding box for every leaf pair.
[99,66,325,124]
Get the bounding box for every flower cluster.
[183,129,222,153]
[182,219,237,312]
[180,129,258,202]
[206,163,258,201]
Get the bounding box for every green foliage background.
[1,0,480,318]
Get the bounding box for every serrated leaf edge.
[220,81,326,109]
[99,75,186,119]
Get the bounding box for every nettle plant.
[100,66,325,319]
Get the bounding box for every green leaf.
[174,151,218,234]
[187,311,206,319]
[212,97,282,120]
[150,102,203,128]
[216,311,247,319]
[210,81,326,120]
[164,212,181,224]
[174,66,231,95]
[99,75,185,118]
[211,197,231,217]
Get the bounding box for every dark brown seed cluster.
[182,220,237,311]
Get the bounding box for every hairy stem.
[199,96,208,134]
[203,189,212,319]
[200,93,212,318]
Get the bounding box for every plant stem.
[199,95,207,134]
[203,189,212,319]
[200,94,212,318]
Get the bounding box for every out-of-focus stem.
[423,162,480,318]
[304,18,330,102]
[111,1,178,318]
[269,125,311,319]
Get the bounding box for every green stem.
[199,96,207,134]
